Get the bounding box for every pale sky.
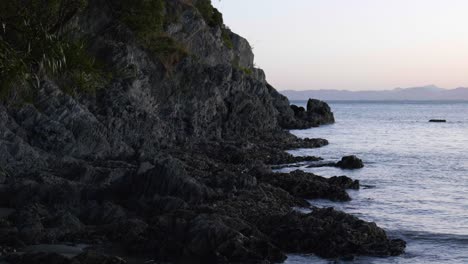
[212,0,468,91]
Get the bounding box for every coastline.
[0,1,405,263]
[0,101,406,263]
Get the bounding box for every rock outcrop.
[0,0,404,263]
[288,99,335,128]
[337,155,365,169]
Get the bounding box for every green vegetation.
[195,0,233,49]
[110,0,187,68]
[196,0,223,28]
[222,29,234,49]
[0,0,106,101]
[112,0,165,39]
[240,66,253,75]
[232,57,252,76]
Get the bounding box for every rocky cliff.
[0,0,404,263]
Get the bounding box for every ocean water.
[281,101,468,264]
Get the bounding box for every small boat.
[429,119,446,123]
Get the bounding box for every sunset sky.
[212,0,468,91]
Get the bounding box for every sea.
[281,101,468,264]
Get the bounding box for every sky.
[212,0,468,91]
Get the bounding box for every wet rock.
[305,161,339,169]
[306,99,335,124]
[258,170,355,201]
[337,155,364,169]
[288,99,335,128]
[285,137,329,149]
[290,105,306,116]
[328,176,360,190]
[262,209,406,258]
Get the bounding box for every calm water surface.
[282,101,468,264]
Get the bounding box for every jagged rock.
[328,176,360,189]
[287,99,335,128]
[15,205,47,245]
[129,210,286,263]
[262,209,406,258]
[258,170,356,201]
[80,201,127,226]
[290,105,306,116]
[113,157,212,204]
[337,155,364,169]
[306,99,335,124]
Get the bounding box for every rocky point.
[0,0,405,263]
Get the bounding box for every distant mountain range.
[281,85,468,101]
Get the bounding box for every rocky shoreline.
[0,0,405,263]
[0,132,406,263]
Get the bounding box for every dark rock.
[5,252,72,264]
[287,99,335,129]
[80,201,127,226]
[261,209,406,258]
[113,157,212,204]
[5,251,128,264]
[15,205,47,245]
[337,155,364,169]
[130,210,286,263]
[290,105,306,116]
[0,246,16,257]
[306,161,339,169]
[328,176,360,190]
[0,170,6,185]
[74,251,127,264]
[306,99,335,124]
[259,170,357,201]
[429,119,446,123]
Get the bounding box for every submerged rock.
[337,155,364,169]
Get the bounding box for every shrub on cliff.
[196,0,223,28]
[195,0,233,49]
